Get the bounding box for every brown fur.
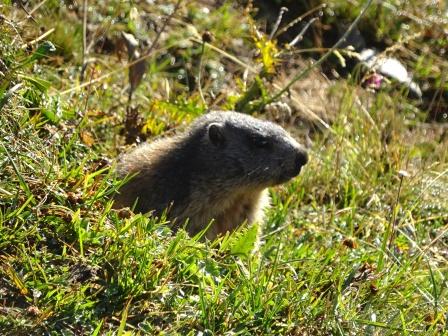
[114,111,308,239]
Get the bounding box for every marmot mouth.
[275,166,303,184]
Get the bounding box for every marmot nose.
[295,149,308,168]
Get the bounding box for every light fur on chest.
[183,189,270,239]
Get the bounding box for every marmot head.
[189,111,308,189]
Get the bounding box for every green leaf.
[19,74,51,92]
[92,320,103,336]
[117,299,132,336]
[230,223,259,256]
[15,41,56,69]
[42,95,64,123]
[30,41,56,62]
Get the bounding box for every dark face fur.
[195,112,308,188]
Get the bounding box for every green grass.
[1,1,447,335]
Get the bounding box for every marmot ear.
[208,123,226,147]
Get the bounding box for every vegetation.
[1,0,447,334]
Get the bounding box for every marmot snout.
[114,111,308,239]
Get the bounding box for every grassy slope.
[1,1,447,335]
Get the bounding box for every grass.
[1,0,447,335]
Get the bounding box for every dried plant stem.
[197,42,207,106]
[27,0,49,19]
[17,0,38,23]
[126,0,182,106]
[275,3,326,38]
[143,0,183,59]
[80,0,88,82]
[388,174,405,250]
[269,7,288,40]
[20,28,55,49]
[267,0,374,105]
[288,17,318,48]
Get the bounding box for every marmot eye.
[251,136,272,148]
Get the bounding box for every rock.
[359,48,422,99]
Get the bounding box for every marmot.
[114,111,308,239]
